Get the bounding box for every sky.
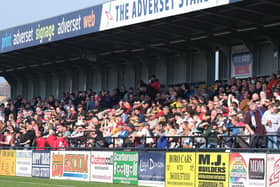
[0,0,109,30]
[0,0,110,83]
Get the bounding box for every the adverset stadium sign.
[100,0,241,31]
[0,0,241,54]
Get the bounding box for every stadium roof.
[0,0,280,75]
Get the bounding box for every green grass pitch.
[0,176,143,187]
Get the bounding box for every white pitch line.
[0,179,75,187]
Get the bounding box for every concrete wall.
[191,51,208,83]
[167,54,187,85]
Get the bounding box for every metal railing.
[1,132,279,151]
[64,133,280,151]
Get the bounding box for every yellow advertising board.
[196,152,229,187]
[166,152,195,187]
[0,150,16,176]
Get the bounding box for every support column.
[215,50,220,81]
[206,48,216,84]
[3,73,15,99]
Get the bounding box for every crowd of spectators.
[1,73,280,150]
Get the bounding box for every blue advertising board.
[32,150,50,178]
[138,152,165,187]
[0,5,102,53]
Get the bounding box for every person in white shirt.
[134,123,153,147]
[261,104,280,149]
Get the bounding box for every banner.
[0,150,16,176]
[0,5,102,53]
[166,152,195,187]
[138,152,165,187]
[266,154,279,187]
[229,153,266,187]
[32,151,50,178]
[16,150,32,177]
[50,151,64,179]
[100,0,240,31]
[113,151,138,184]
[91,151,113,183]
[196,152,229,187]
[229,153,247,187]
[231,45,253,78]
[50,151,90,181]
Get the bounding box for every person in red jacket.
[46,129,57,149]
[149,75,160,93]
[55,132,69,150]
[33,131,47,150]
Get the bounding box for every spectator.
[46,129,57,148]
[55,132,69,150]
[261,104,280,149]
[1,73,280,150]
[244,102,266,148]
[33,131,47,150]
[198,122,219,148]
[0,130,14,147]
[268,73,279,91]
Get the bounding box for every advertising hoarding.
[229,153,266,187]
[196,152,229,187]
[166,152,195,187]
[16,150,32,177]
[231,45,253,78]
[113,151,138,184]
[91,151,113,183]
[0,150,16,176]
[139,152,165,187]
[32,151,50,178]
[0,5,102,53]
[266,154,279,187]
[50,151,90,181]
[100,0,235,31]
